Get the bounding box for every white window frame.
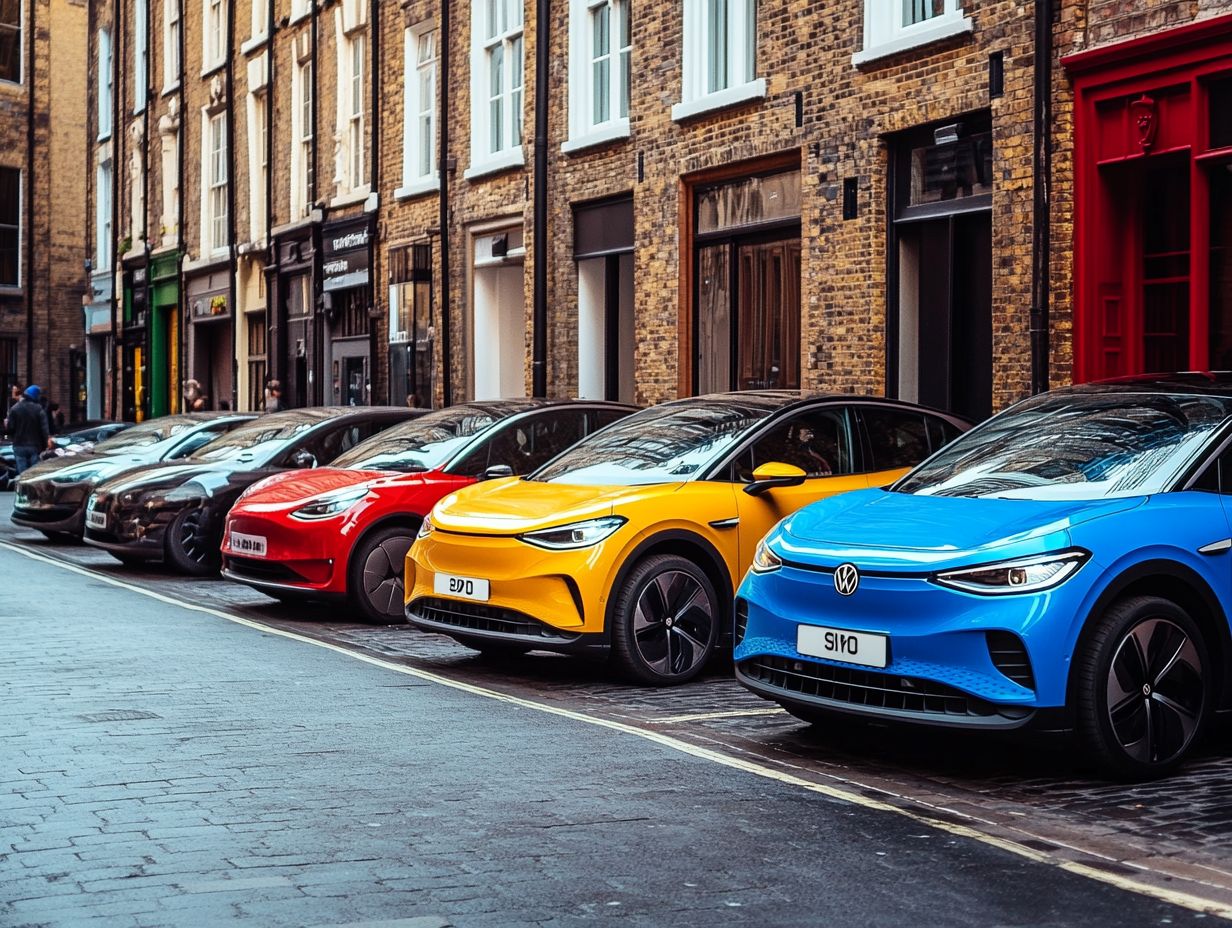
[466,0,524,179]
[96,160,113,271]
[852,0,971,67]
[201,111,228,255]
[0,0,23,85]
[246,90,267,243]
[397,22,438,198]
[672,0,763,122]
[203,0,226,73]
[346,30,366,191]
[162,0,180,92]
[133,0,148,112]
[563,0,630,153]
[97,28,113,140]
[289,0,312,25]
[248,0,269,46]
[0,167,21,288]
[290,55,313,219]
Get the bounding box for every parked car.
[12,413,254,539]
[405,392,969,684]
[1,421,134,490]
[734,374,1232,780]
[222,399,636,623]
[83,407,419,575]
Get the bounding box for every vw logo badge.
[833,563,860,596]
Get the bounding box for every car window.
[589,407,632,433]
[167,427,227,460]
[1191,445,1232,494]
[733,408,854,481]
[453,411,589,477]
[862,407,931,471]
[925,415,962,451]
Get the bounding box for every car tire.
[609,554,719,686]
[347,526,416,625]
[1074,595,1211,780]
[164,507,222,577]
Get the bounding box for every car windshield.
[530,400,773,486]
[91,417,197,452]
[894,391,1232,500]
[332,406,501,472]
[188,413,323,464]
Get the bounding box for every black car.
[1,421,134,490]
[83,407,419,575]
[12,413,254,539]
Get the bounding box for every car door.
[452,408,590,477]
[855,405,945,489]
[732,405,866,567]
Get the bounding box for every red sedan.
[221,399,635,623]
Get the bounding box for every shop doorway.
[470,227,526,400]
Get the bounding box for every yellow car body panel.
[405,466,909,636]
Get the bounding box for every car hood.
[777,488,1146,569]
[431,477,681,534]
[237,466,424,507]
[18,450,155,484]
[93,460,254,499]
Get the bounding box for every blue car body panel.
[735,486,1232,723]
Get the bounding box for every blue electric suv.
[734,374,1232,779]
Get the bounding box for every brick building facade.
[0,0,89,421]
[84,0,1232,421]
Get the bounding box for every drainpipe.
[438,0,451,406]
[264,0,275,408]
[225,0,238,407]
[1029,0,1053,395]
[113,0,126,418]
[24,0,34,386]
[141,0,152,417]
[368,0,379,404]
[530,0,549,397]
[176,0,186,412]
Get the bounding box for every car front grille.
[739,655,999,718]
[225,557,304,584]
[409,597,578,641]
[986,631,1036,690]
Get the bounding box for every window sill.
[0,286,23,297]
[671,79,766,123]
[394,176,440,200]
[562,120,630,155]
[240,33,268,55]
[161,81,179,97]
[288,7,313,26]
[852,16,973,67]
[97,130,113,143]
[329,187,372,209]
[200,61,226,79]
[464,148,526,181]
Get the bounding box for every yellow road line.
[5,538,1230,920]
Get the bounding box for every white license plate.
[86,509,107,530]
[229,531,268,557]
[434,572,490,602]
[797,624,888,669]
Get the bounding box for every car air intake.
[733,597,749,646]
[986,631,1035,690]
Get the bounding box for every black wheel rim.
[631,569,714,678]
[177,510,214,565]
[361,536,413,618]
[1106,617,1204,766]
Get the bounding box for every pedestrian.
[262,379,283,414]
[183,378,204,411]
[5,385,53,475]
[7,383,21,415]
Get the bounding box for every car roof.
[1059,372,1232,398]
[654,390,972,425]
[441,398,637,416]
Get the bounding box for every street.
[0,495,1227,927]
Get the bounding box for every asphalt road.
[0,515,1210,927]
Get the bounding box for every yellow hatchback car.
[406,392,969,685]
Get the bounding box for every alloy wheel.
[631,569,715,678]
[1106,617,1205,766]
[361,535,413,619]
[177,509,214,565]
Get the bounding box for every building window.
[290,0,311,22]
[673,0,760,120]
[247,313,266,411]
[247,91,267,242]
[0,0,21,84]
[0,338,15,394]
[250,0,268,41]
[389,243,433,407]
[853,0,971,67]
[0,167,19,287]
[204,0,225,70]
[345,31,366,191]
[163,0,180,90]
[134,0,148,111]
[566,0,629,148]
[98,28,113,139]
[469,0,523,174]
[203,112,228,253]
[401,24,437,193]
[96,160,113,271]
[291,55,313,218]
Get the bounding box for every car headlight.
[932,550,1089,595]
[520,516,626,550]
[751,537,783,573]
[50,467,105,486]
[289,486,370,521]
[417,515,433,539]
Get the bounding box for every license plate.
[86,509,107,530]
[229,531,268,557]
[797,624,888,669]
[434,572,490,602]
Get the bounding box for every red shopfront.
[1066,14,1232,381]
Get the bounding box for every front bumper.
[12,482,91,533]
[734,557,1093,728]
[220,510,344,595]
[81,494,177,559]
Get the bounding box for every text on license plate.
[434,572,490,602]
[229,531,268,557]
[86,510,107,530]
[797,624,888,669]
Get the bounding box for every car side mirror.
[743,462,807,496]
[290,449,317,469]
[481,464,514,480]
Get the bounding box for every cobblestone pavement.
[1,497,1229,924]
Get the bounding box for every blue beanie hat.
[24,385,40,399]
